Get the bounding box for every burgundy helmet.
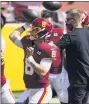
[31,17,52,40]
[82,12,89,26]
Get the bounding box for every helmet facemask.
[31,18,52,40]
[31,26,49,40]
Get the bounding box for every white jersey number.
[25,59,34,75]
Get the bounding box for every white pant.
[1,80,15,103]
[49,67,70,103]
[16,85,52,104]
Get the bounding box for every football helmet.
[82,12,89,27]
[31,17,52,40]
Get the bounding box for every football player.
[41,10,70,104]
[9,17,60,103]
[1,13,15,103]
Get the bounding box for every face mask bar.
[30,27,46,40]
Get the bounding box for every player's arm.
[27,56,52,76]
[25,47,52,76]
[9,24,28,48]
[49,34,71,50]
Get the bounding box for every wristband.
[22,23,28,30]
[27,56,35,63]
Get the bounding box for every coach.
[54,9,89,104]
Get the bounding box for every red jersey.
[49,27,65,74]
[21,36,54,88]
[51,27,64,43]
[49,47,62,74]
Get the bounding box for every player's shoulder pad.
[36,42,53,57]
[52,27,64,34]
[38,42,52,51]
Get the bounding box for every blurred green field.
[13,91,60,103]
[13,91,22,99]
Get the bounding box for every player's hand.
[25,47,34,58]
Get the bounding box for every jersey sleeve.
[55,34,71,50]
[40,58,52,70]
